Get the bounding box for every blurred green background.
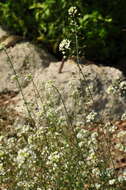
[0,0,126,63]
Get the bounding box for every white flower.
[0,162,6,176]
[108,125,117,133]
[68,6,77,16]
[86,111,98,123]
[115,143,125,151]
[28,135,34,144]
[76,129,89,139]
[78,141,84,147]
[17,148,30,166]
[78,161,84,166]
[105,168,114,177]
[109,179,116,185]
[16,147,36,168]
[59,39,71,53]
[92,168,100,176]
[7,137,16,148]
[118,175,126,182]
[24,73,32,82]
[106,86,116,94]
[48,151,62,163]
[120,81,126,90]
[87,149,97,164]
[95,183,101,189]
[91,132,98,139]
[121,112,126,120]
[117,131,126,138]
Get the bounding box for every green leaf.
[83,14,90,21]
[99,28,107,39]
[29,3,44,9]
[105,17,112,22]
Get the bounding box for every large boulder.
[0,42,55,93]
[12,59,126,122]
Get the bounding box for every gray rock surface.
[0,26,126,122]
[13,60,126,122]
[0,41,55,92]
[0,27,8,38]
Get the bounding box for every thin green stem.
[4,48,33,122]
[52,84,72,127]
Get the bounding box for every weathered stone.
[0,27,126,122]
[12,60,126,122]
[0,41,55,92]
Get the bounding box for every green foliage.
[0,0,126,62]
[0,0,38,37]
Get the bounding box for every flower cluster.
[0,80,125,189]
[121,112,126,120]
[68,6,78,17]
[119,80,126,96]
[16,147,36,168]
[107,79,126,98]
[120,81,126,90]
[59,39,71,56]
[86,111,98,123]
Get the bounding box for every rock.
[0,41,55,93]
[12,60,126,122]
[0,27,9,40]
